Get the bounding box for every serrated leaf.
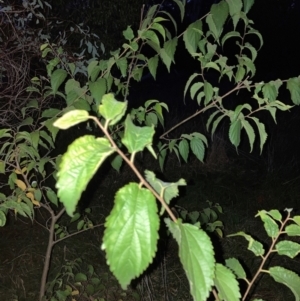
[87,60,99,80]
[228,231,265,256]
[251,117,267,154]
[248,29,264,50]
[89,78,107,106]
[75,273,88,282]
[269,266,300,300]
[151,22,166,40]
[211,114,226,138]
[148,55,159,80]
[190,82,204,99]
[184,73,200,100]
[110,154,123,173]
[122,115,155,154]
[256,210,279,238]
[221,30,241,46]
[123,26,134,41]
[179,139,189,163]
[292,216,300,226]
[190,138,205,162]
[229,119,241,148]
[243,0,255,14]
[287,77,300,105]
[225,258,246,279]
[207,1,229,41]
[56,136,115,216]
[204,81,213,105]
[173,0,185,21]
[116,57,128,78]
[165,218,215,301]
[99,93,127,126]
[102,183,159,289]
[42,108,61,118]
[0,211,7,227]
[46,188,58,206]
[51,69,68,94]
[53,110,89,130]
[183,20,203,56]
[214,263,241,301]
[276,241,300,258]
[227,0,243,29]
[145,170,186,214]
[286,224,300,236]
[159,48,172,72]
[241,119,255,152]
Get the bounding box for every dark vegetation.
[1,0,300,300]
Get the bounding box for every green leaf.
[122,115,155,154]
[190,137,205,162]
[46,188,58,207]
[207,1,229,41]
[251,117,268,154]
[184,73,200,100]
[75,273,88,282]
[158,145,167,172]
[53,110,90,130]
[287,77,300,105]
[267,209,282,221]
[292,216,300,226]
[151,22,166,40]
[248,29,264,50]
[123,26,134,41]
[87,60,99,80]
[165,37,177,62]
[89,78,107,106]
[116,57,128,78]
[276,241,300,259]
[286,224,300,236]
[256,210,279,238]
[0,211,6,227]
[211,114,226,138]
[269,266,300,300]
[173,0,185,21]
[51,69,68,94]
[206,110,221,131]
[183,20,203,56]
[229,119,242,148]
[56,136,115,216]
[227,0,243,29]
[228,231,265,256]
[221,31,241,46]
[145,112,158,127]
[110,154,123,173]
[179,139,189,163]
[225,258,246,279]
[165,218,215,301]
[241,119,255,152]
[42,108,61,118]
[0,161,5,174]
[190,82,204,99]
[159,48,172,72]
[102,183,159,289]
[148,55,159,80]
[99,93,127,126]
[243,0,255,14]
[145,170,186,214]
[214,263,241,301]
[204,81,213,105]
[262,82,279,101]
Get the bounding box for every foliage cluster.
[1,0,300,300]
